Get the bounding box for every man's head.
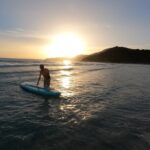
[40,64,44,70]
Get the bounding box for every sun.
[44,32,85,58]
[63,60,71,65]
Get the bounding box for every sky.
[0,0,150,59]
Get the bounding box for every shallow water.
[0,58,150,150]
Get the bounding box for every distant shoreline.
[45,46,150,65]
[0,57,42,61]
[2,46,150,65]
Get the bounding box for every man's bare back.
[40,68,50,79]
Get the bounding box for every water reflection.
[59,60,74,96]
[60,70,71,76]
[60,104,76,111]
[61,77,70,89]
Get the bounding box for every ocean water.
[0,58,150,150]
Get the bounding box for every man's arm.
[37,72,41,86]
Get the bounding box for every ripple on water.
[0,61,150,149]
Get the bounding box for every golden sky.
[0,0,150,59]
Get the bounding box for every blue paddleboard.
[20,82,61,97]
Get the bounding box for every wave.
[0,58,110,68]
[0,67,76,76]
[0,66,116,78]
[0,62,62,68]
[0,62,83,68]
[0,58,67,67]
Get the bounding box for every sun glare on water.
[44,32,85,58]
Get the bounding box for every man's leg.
[44,79,50,90]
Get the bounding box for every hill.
[82,46,150,64]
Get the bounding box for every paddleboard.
[20,82,61,97]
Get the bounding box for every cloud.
[0,28,50,44]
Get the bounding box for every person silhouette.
[37,64,51,89]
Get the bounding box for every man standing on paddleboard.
[37,64,51,89]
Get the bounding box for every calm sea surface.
[0,58,150,150]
